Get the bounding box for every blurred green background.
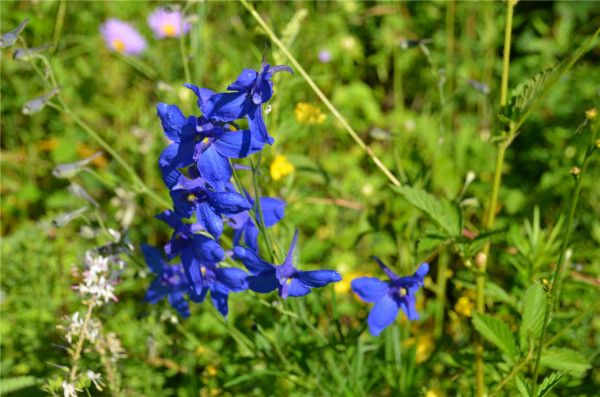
[1,1,599,396]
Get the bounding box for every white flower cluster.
[77,251,117,305]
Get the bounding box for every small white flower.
[86,370,104,391]
[61,381,77,397]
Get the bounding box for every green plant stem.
[69,297,97,383]
[179,3,192,83]
[239,0,401,188]
[475,2,515,396]
[434,249,449,339]
[530,119,598,396]
[251,152,278,263]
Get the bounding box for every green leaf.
[392,185,461,237]
[516,376,532,397]
[520,283,546,349]
[472,313,518,360]
[0,376,39,394]
[537,371,567,397]
[540,348,590,376]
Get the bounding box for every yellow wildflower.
[335,271,367,294]
[585,107,597,120]
[295,102,326,124]
[454,296,475,317]
[415,333,434,363]
[425,388,445,397]
[204,364,218,377]
[270,154,295,181]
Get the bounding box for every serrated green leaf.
[392,185,461,237]
[0,376,39,393]
[472,313,518,360]
[537,371,567,397]
[540,348,590,376]
[516,376,532,397]
[520,283,546,349]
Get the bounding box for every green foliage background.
[1,1,599,396]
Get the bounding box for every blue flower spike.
[351,257,429,336]
[233,230,341,299]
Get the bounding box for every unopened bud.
[569,166,581,176]
[585,108,597,120]
[475,252,487,268]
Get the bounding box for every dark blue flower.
[351,257,429,336]
[229,196,285,253]
[193,63,293,145]
[141,244,191,318]
[170,176,252,239]
[157,102,265,189]
[183,258,249,317]
[233,231,341,299]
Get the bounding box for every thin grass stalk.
[475,1,516,395]
[239,0,401,188]
[530,117,598,396]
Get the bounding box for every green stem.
[530,118,598,396]
[251,152,277,263]
[179,2,192,83]
[475,2,515,396]
[434,249,449,339]
[239,0,401,188]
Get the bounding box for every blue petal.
[197,144,232,184]
[141,244,164,274]
[399,295,419,321]
[371,256,399,281]
[184,84,214,108]
[243,221,260,253]
[210,283,230,317]
[156,103,195,142]
[213,129,265,159]
[145,278,167,304]
[287,278,311,297]
[282,230,299,268]
[168,290,190,318]
[232,246,273,274]
[170,190,195,219]
[196,202,223,239]
[207,191,252,215]
[228,211,250,230]
[247,105,273,145]
[227,69,258,91]
[247,272,278,293]
[180,246,204,296]
[368,294,399,336]
[202,92,250,122]
[351,277,389,303]
[260,197,285,227]
[295,270,342,288]
[414,263,430,281]
[192,234,224,264]
[216,267,248,292]
[159,143,194,189]
[189,287,208,303]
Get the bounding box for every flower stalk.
[475,1,516,395]
[530,115,598,396]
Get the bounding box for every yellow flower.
[204,364,218,377]
[270,154,295,181]
[425,388,445,397]
[585,107,597,120]
[335,271,367,294]
[295,102,326,124]
[403,333,434,364]
[454,296,475,317]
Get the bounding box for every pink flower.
[100,19,146,55]
[148,8,190,39]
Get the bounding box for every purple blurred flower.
[318,49,332,63]
[100,19,146,55]
[148,8,190,38]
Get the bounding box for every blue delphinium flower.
[233,231,341,299]
[170,176,252,239]
[229,195,285,253]
[351,257,429,336]
[185,258,248,317]
[142,244,191,318]
[157,103,264,189]
[194,63,293,145]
